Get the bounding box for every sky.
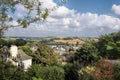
[5,0,120,37]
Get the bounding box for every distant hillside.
[2,36,98,45]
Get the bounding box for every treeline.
[0,38,27,48]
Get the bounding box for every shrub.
[64,63,81,80]
[114,62,120,80]
[28,64,65,80]
[94,58,114,80]
[32,77,43,80]
[97,31,120,59]
[79,66,95,80]
[73,43,99,66]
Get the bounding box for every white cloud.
[40,0,56,10]
[112,4,120,15]
[50,6,75,18]
[5,0,120,37]
[79,13,120,30]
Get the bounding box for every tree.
[32,44,58,65]
[94,58,114,80]
[6,40,15,47]
[0,0,66,37]
[0,39,6,48]
[64,63,81,80]
[0,61,16,80]
[72,43,99,66]
[0,60,30,80]
[11,67,30,80]
[28,64,65,80]
[14,38,27,46]
[113,62,120,80]
[0,0,49,36]
[97,31,120,59]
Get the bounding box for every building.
[8,45,32,71]
[29,43,38,52]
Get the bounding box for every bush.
[64,63,81,80]
[28,64,65,80]
[114,62,120,80]
[0,61,30,80]
[72,43,99,66]
[32,77,43,80]
[94,58,114,80]
[64,63,95,80]
[79,66,95,80]
[97,31,120,59]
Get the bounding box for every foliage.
[94,58,114,80]
[11,68,30,80]
[1,38,27,47]
[19,45,32,56]
[39,39,56,45]
[0,61,17,80]
[0,0,66,37]
[32,77,43,80]
[78,66,95,80]
[64,63,81,80]
[64,63,95,80]
[0,38,6,48]
[14,38,27,46]
[72,43,99,66]
[0,0,49,36]
[97,31,120,59]
[113,62,120,80]
[0,61,30,80]
[32,44,58,65]
[6,40,15,47]
[62,37,73,40]
[28,64,65,80]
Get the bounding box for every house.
[8,45,32,71]
[29,43,38,52]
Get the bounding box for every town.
[0,0,120,80]
[0,32,120,80]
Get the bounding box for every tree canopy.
[72,43,99,66]
[14,38,27,46]
[97,31,120,59]
[0,0,54,37]
[28,64,65,80]
[32,44,58,65]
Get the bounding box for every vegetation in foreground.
[0,31,120,80]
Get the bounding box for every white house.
[9,45,32,71]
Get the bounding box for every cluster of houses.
[0,43,80,70]
[50,45,80,64]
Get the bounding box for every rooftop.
[17,49,32,61]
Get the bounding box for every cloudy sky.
[5,0,120,37]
